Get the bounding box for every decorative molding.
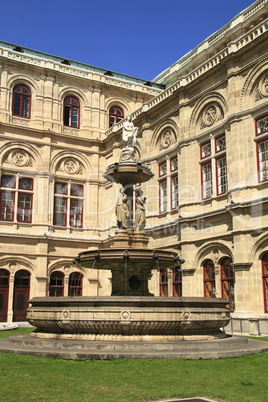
[181,268,196,276]
[231,262,252,272]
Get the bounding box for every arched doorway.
[13,270,30,321]
[0,269,10,322]
[220,257,234,311]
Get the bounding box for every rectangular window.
[54,197,67,226]
[17,193,32,223]
[0,175,33,223]
[200,135,227,199]
[201,162,212,199]
[172,270,182,297]
[159,179,167,213]
[158,156,178,213]
[171,175,178,209]
[54,182,84,228]
[0,192,14,221]
[159,269,168,297]
[216,156,228,195]
[258,139,268,182]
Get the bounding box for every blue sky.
[0,0,255,80]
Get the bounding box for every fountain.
[26,115,231,346]
[2,115,268,359]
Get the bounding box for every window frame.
[68,272,83,296]
[63,96,80,128]
[0,175,34,223]
[220,257,235,311]
[12,84,31,119]
[172,269,182,297]
[109,106,124,127]
[159,269,168,297]
[49,271,64,297]
[53,181,84,228]
[203,260,216,298]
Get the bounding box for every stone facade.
[0,0,268,335]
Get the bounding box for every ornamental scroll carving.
[255,74,268,101]
[159,129,176,150]
[200,103,224,129]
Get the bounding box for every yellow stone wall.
[1,0,268,334]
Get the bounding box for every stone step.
[0,335,267,360]
[7,334,249,351]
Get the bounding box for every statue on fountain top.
[120,115,139,162]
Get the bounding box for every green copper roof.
[0,40,164,90]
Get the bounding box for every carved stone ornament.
[11,150,31,167]
[160,129,175,150]
[200,103,223,129]
[63,158,80,174]
[255,74,268,101]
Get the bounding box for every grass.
[0,329,268,401]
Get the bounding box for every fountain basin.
[104,162,153,186]
[27,296,230,341]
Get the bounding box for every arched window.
[220,257,234,311]
[203,260,216,298]
[109,106,124,127]
[68,272,83,296]
[12,84,31,118]
[49,271,64,297]
[262,253,268,312]
[63,96,80,128]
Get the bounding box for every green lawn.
[0,328,267,402]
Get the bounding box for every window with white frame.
[54,182,83,228]
[200,134,227,199]
[0,175,33,223]
[158,157,178,213]
[256,115,268,182]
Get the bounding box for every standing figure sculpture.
[116,189,129,229]
[122,115,138,148]
[134,190,146,231]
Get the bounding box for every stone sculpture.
[134,190,146,230]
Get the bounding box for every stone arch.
[105,98,130,115]
[250,232,268,263]
[240,56,268,111]
[0,256,35,274]
[59,87,87,103]
[150,119,178,153]
[48,259,87,276]
[0,141,43,171]
[7,74,38,92]
[50,150,92,177]
[189,92,227,135]
[194,241,233,268]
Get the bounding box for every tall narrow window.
[12,84,31,118]
[54,182,83,228]
[221,257,234,311]
[49,271,64,297]
[158,157,178,213]
[64,96,80,128]
[203,260,216,298]
[170,157,178,210]
[262,253,268,313]
[0,175,33,223]
[200,135,227,199]
[256,115,268,182]
[68,272,83,296]
[172,270,182,297]
[109,106,124,127]
[215,135,227,195]
[159,269,168,296]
